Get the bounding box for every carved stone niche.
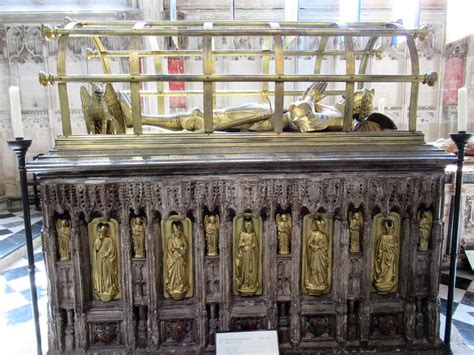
[88,321,122,348]
[131,260,148,303]
[415,254,430,292]
[204,258,220,300]
[301,315,336,342]
[58,263,74,306]
[277,258,291,297]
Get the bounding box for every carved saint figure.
[235,218,259,296]
[165,221,190,300]
[373,219,399,293]
[418,211,432,251]
[93,223,119,301]
[349,211,363,253]
[276,213,292,255]
[131,216,146,258]
[304,218,330,295]
[56,218,72,261]
[204,215,219,256]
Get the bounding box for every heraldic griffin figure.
[80,83,127,134]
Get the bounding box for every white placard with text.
[216,330,279,355]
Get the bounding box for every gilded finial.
[372,47,383,60]
[38,71,55,87]
[423,71,438,87]
[415,25,430,42]
[87,48,100,60]
[42,24,60,41]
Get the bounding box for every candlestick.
[458,87,467,132]
[9,86,24,138]
[7,138,42,355]
[378,98,385,114]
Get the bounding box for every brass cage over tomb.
[39,19,436,136]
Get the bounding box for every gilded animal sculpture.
[373,214,400,294]
[102,82,396,133]
[348,211,363,253]
[131,216,146,258]
[233,215,262,296]
[80,83,127,134]
[276,213,292,255]
[162,217,193,300]
[302,214,332,296]
[56,218,71,261]
[417,211,432,251]
[89,220,121,302]
[204,215,219,256]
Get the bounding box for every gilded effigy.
[88,218,121,302]
[162,216,193,300]
[302,214,332,295]
[348,211,363,253]
[372,213,400,294]
[233,215,262,296]
[33,20,452,354]
[131,216,146,258]
[204,215,219,256]
[418,211,433,251]
[276,213,292,255]
[56,218,71,261]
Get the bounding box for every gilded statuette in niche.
[162,216,193,300]
[131,216,146,258]
[302,214,332,296]
[276,213,292,255]
[88,219,121,302]
[349,211,363,253]
[204,215,219,256]
[233,215,263,296]
[417,211,432,251]
[56,218,72,261]
[372,213,400,294]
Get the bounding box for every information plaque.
[216,330,279,355]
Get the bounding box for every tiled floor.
[0,211,473,354]
[0,210,43,259]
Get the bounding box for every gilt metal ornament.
[89,219,121,302]
[162,216,193,300]
[233,215,263,296]
[302,213,332,296]
[372,213,400,294]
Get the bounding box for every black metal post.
[7,138,42,355]
[444,131,472,347]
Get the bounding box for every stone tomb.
[30,133,453,353]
